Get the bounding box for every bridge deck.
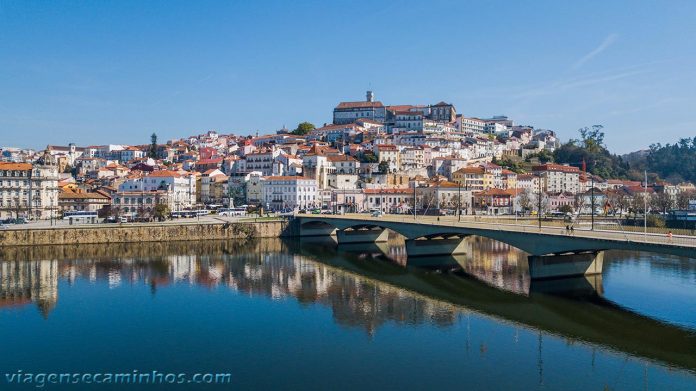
[297,213,696,257]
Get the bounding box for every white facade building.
[117,170,197,210]
[0,161,59,220]
[261,176,317,210]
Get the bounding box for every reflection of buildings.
[375,236,531,295]
[455,237,530,295]
[0,260,58,317]
[0,242,458,332]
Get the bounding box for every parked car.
[2,218,27,225]
[371,210,383,218]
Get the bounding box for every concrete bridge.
[296,214,696,279]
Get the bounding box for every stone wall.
[0,220,294,247]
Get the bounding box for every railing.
[297,213,696,248]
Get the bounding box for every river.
[1,237,695,390]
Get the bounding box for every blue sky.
[1,0,695,153]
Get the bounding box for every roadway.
[297,213,696,250]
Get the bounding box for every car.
[2,218,27,225]
[371,210,383,218]
[310,209,322,215]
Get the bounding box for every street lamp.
[590,173,595,231]
[457,181,461,222]
[537,175,543,229]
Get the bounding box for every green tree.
[359,152,378,163]
[154,203,170,221]
[646,137,696,183]
[149,133,158,159]
[378,160,390,174]
[525,150,554,163]
[291,122,316,136]
[559,204,574,214]
[553,125,630,179]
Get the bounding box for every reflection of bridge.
[294,238,696,373]
[297,214,696,279]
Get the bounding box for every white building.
[533,163,581,194]
[457,116,486,134]
[333,91,387,125]
[118,146,145,163]
[117,170,197,210]
[261,176,317,210]
[0,160,59,220]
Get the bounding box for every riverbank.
[0,219,294,246]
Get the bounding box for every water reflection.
[0,260,58,318]
[0,240,458,335]
[1,238,696,377]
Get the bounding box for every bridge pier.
[336,227,389,244]
[405,236,468,257]
[528,251,604,280]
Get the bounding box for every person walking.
[667,230,673,243]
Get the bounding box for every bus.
[63,210,99,224]
[217,207,247,217]
[171,210,211,218]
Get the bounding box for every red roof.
[475,188,519,196]
[327,155,357,162]
[336,101,384,109]
[197,158,223,164]
[533,163,580,173]
[363,188,412,194]
[264,176,313,181]
[0,162,32,170]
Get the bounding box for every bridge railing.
[299,213,696,248]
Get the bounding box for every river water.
[1,237,695,390]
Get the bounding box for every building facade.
[0,161,59,220]
[261,176,318,210]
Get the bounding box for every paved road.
[299,213,696,249]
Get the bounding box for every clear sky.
[1,0,695,153]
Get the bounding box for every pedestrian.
[565,225,570,235]
[667,230,673,242]
[570,225,574,235]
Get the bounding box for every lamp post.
[644,170,648,240]
[590,173,595,230]
[413,182,417,220]
[457,181,461,222]
[537,175,542,230]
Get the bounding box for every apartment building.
[533,163,581,194]
[0,161,59,220]
[261,176,317,210]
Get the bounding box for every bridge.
[296,213,696,279]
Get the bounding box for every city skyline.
[2,1,696,153]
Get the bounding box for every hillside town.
[1,91,695,227]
